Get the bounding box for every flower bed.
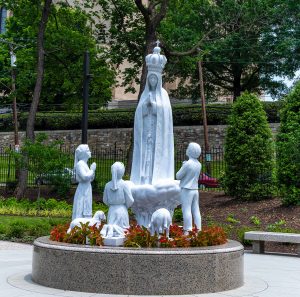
[50,222,227,248]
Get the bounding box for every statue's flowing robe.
[131,71,174,185]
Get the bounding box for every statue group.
[70,43,203,243]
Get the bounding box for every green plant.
[276,82,300,205]
[124,224,158,248]
[226,214,240,224]
[13,133,71,198]
[223,92,275,200]
[0,196,73,217]
[173,208,183,223]
[250,216,261,226]
[50,222,104,246]
[236,226,257,245]
[266,219,293,233]
[189,226,227,247]
[0,216,68,243]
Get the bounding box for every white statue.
[72,144,96,220]
[67,211,106,233]
[101,162,134,238]
[131,42,174,185]
[149,208,172,238]
[176,143,202,234]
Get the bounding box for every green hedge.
[0,102,280,132]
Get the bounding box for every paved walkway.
[0,241,300,297]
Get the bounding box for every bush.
[0,102,280,132]
[276,82,300,205]
[223,92,275,200]
[50,222,104,246]
[124,224,227,248]
[0,216,69,243]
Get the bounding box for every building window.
[0,7,7,34]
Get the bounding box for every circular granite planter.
[32,236,244,295]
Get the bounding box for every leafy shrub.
[173,208,183,222]
[250,216,261,226]
[236,226,257,245]
[226,214,240,224]
[124,224,158,248]
[50,222,104,246]
[7,221,27,238]
[0,196,73,217]
[0,216,68,243]
[276,82,300,205]
[13,133,72,197]
[223,92,275,200]
[189,226,227,247]
[0,102,280,132]
[124,224,227,248]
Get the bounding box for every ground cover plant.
[0,196,108,217]
[49,222,227,248]
[0,216,69,243]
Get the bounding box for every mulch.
[200,191,300,255]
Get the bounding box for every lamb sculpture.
[67,210,106,233]
[149,208,172,238]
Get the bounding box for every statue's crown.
[146,41,167,74]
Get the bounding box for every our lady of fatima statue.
[131,42,174,185]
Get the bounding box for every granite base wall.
[32,236,244,295]
[0,123,279,150]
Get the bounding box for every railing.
[0,145,225,192]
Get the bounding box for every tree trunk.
[14,0,52,198]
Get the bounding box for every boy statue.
[176,142,202,234]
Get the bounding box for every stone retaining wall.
[0,123,280,150]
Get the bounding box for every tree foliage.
[161,0,300,100]
[0,0,115,107]
[276,82,300,205]
[223,92,275,200]
[92,0,300,101]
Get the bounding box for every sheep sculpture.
[67,210,106,233]
[149,208,172,238]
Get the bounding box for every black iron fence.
[0,145,224,192]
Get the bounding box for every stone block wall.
[0,123,280,151]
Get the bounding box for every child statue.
[72,144,96,220]
[176,143,202,234]
[101,162,134,238]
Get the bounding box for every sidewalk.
[0,240,300,297]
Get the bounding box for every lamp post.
[198,59,211,175]
[10,46,19,152]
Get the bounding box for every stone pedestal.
[103,236,125,247]
[32,236,244,295]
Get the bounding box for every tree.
[0,1,115,107]
[95,0,300,101]
[97,0,170,99]
[223,92,274,200]
[161,0,300,100]
[276,82,300,205]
